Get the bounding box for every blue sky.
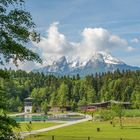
[23,0,140,68]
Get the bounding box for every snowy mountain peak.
[90,52,105,63]
[53,56,67,65]
[33,52,140,76]
[99,52,124,65]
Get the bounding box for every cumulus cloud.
[81,28,127,51]
[127,46,135,52]
[130,38,139,43]
[78,28,128,59]
[33,22,130,62]
[33,22,74,61]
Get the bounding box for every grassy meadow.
[124,109,140,117]
[14,122,61,132]
[24,117,140,140]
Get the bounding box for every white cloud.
[79,28,128,59]
[127,46,135,52]
[130,38,139,43]
[33,22,74,61]
[18,22,132,70]
[17,61,42,71]
[33,23,129,62]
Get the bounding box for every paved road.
[20,115,92,138]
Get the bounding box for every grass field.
[124,109,140,117]
[7,112,19,115]
[24,118,140,140]
[14,122,61,132]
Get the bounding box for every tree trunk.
[119,116,123,129]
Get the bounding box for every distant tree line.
[1,69,140,112]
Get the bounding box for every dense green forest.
[1,69,140,112]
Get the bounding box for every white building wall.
[24,106,32,113]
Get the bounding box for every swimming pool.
[11,113,85,122]
[11,115,48,122]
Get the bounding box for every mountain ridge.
[33,52,140,76]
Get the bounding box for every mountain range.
[33,52,140,76]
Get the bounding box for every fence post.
[52,135,54,140]
[88,136,90,140]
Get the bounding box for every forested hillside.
[1,69,140,112]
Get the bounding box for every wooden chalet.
[80,100,131,112]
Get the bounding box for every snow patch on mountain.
[100,52,124,65]
[33,52,140,76]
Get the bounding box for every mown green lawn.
[14,122,61,132]
[24,118,140,140]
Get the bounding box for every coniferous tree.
[58,82,68,107]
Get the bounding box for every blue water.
[11,115,48,122]
[11,114,85,122]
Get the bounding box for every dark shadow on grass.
[123,126,140,129]
[130,127,140,129]
[32,134,47,137]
